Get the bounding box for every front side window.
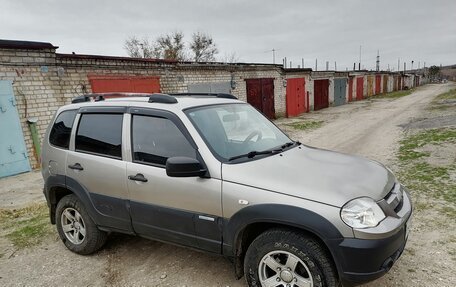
[186,103,291,161]
[132,115,196,166]
[75,113,123,159]
[49,110,77,149]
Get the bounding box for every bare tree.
[190,32,218,62]
[221,51,240,63]
[124,36,158,58]
[155,31,186,61]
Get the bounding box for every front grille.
[384,183,404,213]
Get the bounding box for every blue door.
[333,78,347,106]
[0,80,31,178]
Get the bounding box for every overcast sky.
[1,0,455,71]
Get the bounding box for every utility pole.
[411,60,414,71]
[302,58,304,69]
[398,58,400,72]
[326,61,329,71]
[272,48,276,64]
[315,59,318,71]
[335,61,337,71]
[359,45,362,70]
[376,50,380,72]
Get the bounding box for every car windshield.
[185,103,292,161]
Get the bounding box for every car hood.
[222,145,395,207]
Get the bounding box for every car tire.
[56,194,107,255]
[244,228,339,287]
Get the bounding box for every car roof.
[59,93,244,113]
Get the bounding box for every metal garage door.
[286,78,306,117]
[348,77,354,102]
[246,78,275,119]
[367,76,374,97]
[88,75,160,94]
[356,77,364,100]
[313,79,329,111]
[383,75,388,93]
[0,80,31,178]
[375,75,381,95]
[333,78,346,106]
[187,82,231,94]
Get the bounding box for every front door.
[126,110,222,252]
[0,80,31,178]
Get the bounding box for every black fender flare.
[222,204,344,277]
[45,175,133,233]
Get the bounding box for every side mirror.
[166,157,207,177]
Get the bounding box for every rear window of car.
[49,110,77,149]
[75,113,123,159]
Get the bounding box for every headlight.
[341,197,386,229]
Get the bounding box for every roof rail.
[71,94,105,103]
[71,92,178,104]
[70,92,237,105]
[170,93,238,100]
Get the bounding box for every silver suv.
[42,93,412,287]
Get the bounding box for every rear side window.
[75,113,123,159]
[132,115,196,166]
[49,110,77,149]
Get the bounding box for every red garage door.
[375,75,381,95]
[246,78,275,119]
[88,75,160,94]
[286,78,306,117]
[313,79,329,111]
[356,77,364,100]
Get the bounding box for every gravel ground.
[0,83,455,287]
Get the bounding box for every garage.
[367,75,374,97]
[383,75,389,93]
[375,75,381,94]
[245,78,275,119]
[187,82,231,94]
[356,77,364,100]
[88,75,160,94]
[333,78,347,106]
[313,79,329,111]
[348,77,354,102]
[0,80,31,178]
[286,78,307,117]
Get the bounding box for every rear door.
[66,108,132,232]
[126,109,222,252]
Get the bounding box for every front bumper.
[329,186,412,286]
[330,221,409,286]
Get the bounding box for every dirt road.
[0,83,455,287]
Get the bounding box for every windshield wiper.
[228,149,282,161]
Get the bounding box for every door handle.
[128,173,148,182]
[68,163,84,171]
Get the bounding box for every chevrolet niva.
[42,92,412,287]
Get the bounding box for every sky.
[1,0,455,71]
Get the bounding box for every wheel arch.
[223,204,344,279]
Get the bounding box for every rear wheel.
[56,194,107,255]
[244,229,339,287]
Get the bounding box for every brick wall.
[0,46,287,168]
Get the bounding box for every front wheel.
[56,194,107,255]
[244,229,339,287]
